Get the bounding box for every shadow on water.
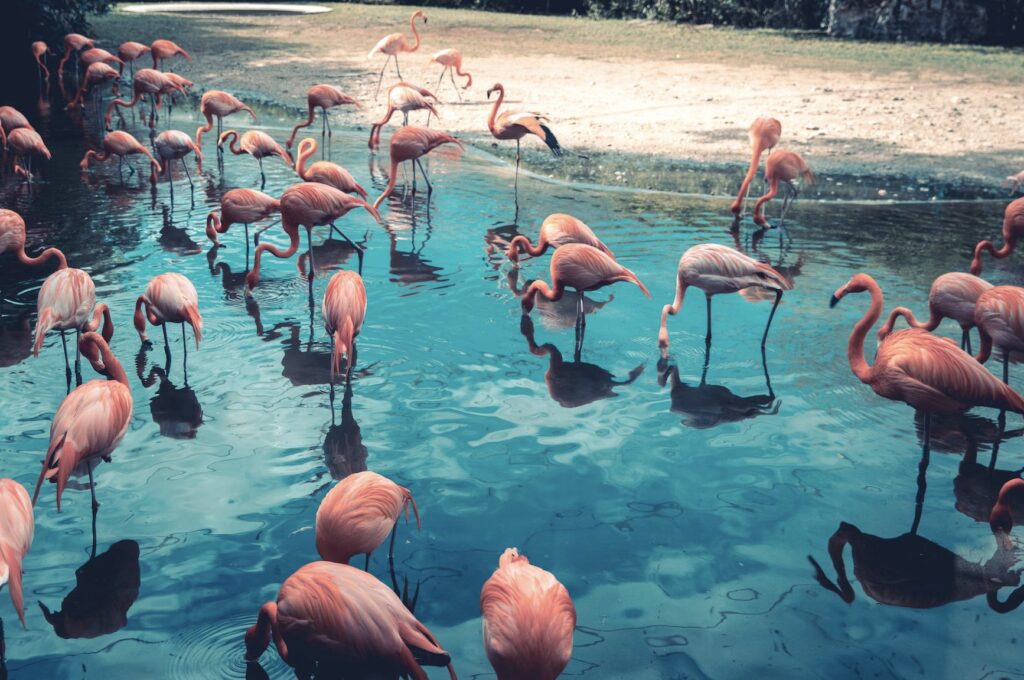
[324,379,368,482]
[136,345,204,439]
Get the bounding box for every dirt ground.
[92,4,1024,195]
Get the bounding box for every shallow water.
[2,85,1024,679]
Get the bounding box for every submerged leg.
[182,158,193,189]
[162,322,171,366]
[305,226,315,281]
[258,156,265,190]
[1004,350,1010,385]
[705,294,713,346]
[88,461,98,558]
[762,289,783,348]
[60,329,72,393]
[415,158,432,194]
[450,67,462,102]
[910,412,930,535]
[181,322,188,377]
[74,327,82,386]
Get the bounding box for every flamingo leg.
[325,110,332,140]
[166,159,174,204]
[375,56,390,99]
[961,327,970,352]
[574,293,585,361]
[364,552,371,571]
[330,223,365,275]
[761,289,783,348]
[394,55,402,80]
[162,322,172,367]
[305,226,315,282]
[1003,350,1010,385]
[514,138,521,191]
[415,158,432,194]
[74,327,82,386]
[705,294,713,346]
[910,411,930,535]
[59,329,72,393]
[436,68,445,92]
[245,223,251,264]
[88,461,98,559]
[181,158,193,189]
[258,156,266,190]
[388,519,398,561]
[449,67,462,102]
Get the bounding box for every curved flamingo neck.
[487,87,504,134]
[524,280,555,309]
[90,335,129,386]
[732,146,766,212]
[848,282,883,384]
[880,306,934,338]
[971,238,1013,275]
[508,235,544,261]
[295,140,314,178]
[222,131,241,155]
[18,246,67,270]
[373,160,400,210]
[287,107,317,147]
[409,14,422,51]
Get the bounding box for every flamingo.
[7,127,51,179]
[133,273,203,366]
[990,478,1024,549]
[1006,171,1024,196]
[32,41,51,82]
[970,197,1024,276]
[205,188,281,248]
[195,90,256,149]
[486,83,562,185]
[974,286,1024,384]
[80,130,162,176]
[481,548,575,680]
[372,126,462,210]
[246,183,381,289]
[161,72,194,118]
[33,267,112,389]
[57,33,94,80]
[730,117,781,219]
[117,41,151,81]
[368,10,427,98]
[522,243,649,354]
[244,561,456,679]
[33,332,132,514]
[657,243,790,351]
[66,62,120,111]
[0,208,67,271]
[294,138,367,198]
[316,470,419,569]
[151,129,203,191]
[0,106,33,142]
[506,213,613,263]
[428,49,471,100]
[752,149,814,232]
[150,39,192,70]
[368,82,440,151]
[105,68,186,130]
[218,129,293,188]
[285,84,362,148]
[878,272,993,353]
[0,479,33,628]
[79,48,124,70]
[322,270,367,384]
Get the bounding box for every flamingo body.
[731,116,781,216]
[295,138,367,198]
[372,126,463,210]
[429,49,472,89]
[286,84,362,148]
[0,209,67,270]
[81,130,161,173]
[315,471,418,564]
[522,243,649,314]
[0,479,33,627]
[368,82,439,150]
[150,39,192,69]
[971,198,1024,275]
[879,272,992,344]
[32,42,50,80]
[507,213,612,263]
[974,286,1024,366]
[752,149,813,227]
[33,268,97,354]
[322,271,367,379]
[195,90,255,147]
[206,188,281,245]
[486,83,561,156]
[133,273,202,346]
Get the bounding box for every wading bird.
[57,33,94,80]
[428,49,471,100]
[731,117,781,220]
[33,332,132,513]
[80,130,162,176]
[205,188,281,248]
[368,82,440,150]
[32,41,51,82]
[0,479,33,628]
[79,48,123,70]
[0,106,33,150]
[322,270,367,384]
[161,72,193,118]
[657,243,790,351]
[294,138,367,198]
[218,129,293,188]
[7,127,51,179]
[486,83,561,185]
[33,268,112,389]
[150,39,191,70]
[105,68,186,129]
[372,126,462,210]
[970,197,1024,276]
[286,84,362,149]
[195,90,256,149]
[752,149,813,231]
[368,10,427,98]
[117,41,150,80]
[66,62,120,112]
[481,548,575,680]
[0,209,67,271]
[133,273,203,365]
[244,561,456,678]
[990,478,1024,549]
[151,129,202,190]
[878,272,992,353]
[506,213,613,263]
[974,286,1024,384]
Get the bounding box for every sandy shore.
[93,4,1024,196]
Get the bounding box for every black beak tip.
[829,295,840,308]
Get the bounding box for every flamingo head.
[829,273,874,308]
[486,83,503,99]
[413,9,427,23]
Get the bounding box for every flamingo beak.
[829,294,842,308]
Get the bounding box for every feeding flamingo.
[990,478,1024,550]
[0,479,33,628]
[286,84,362,148]
[368,83,440,151]
[295,138,367,198]
[33,332,132,514]
[0,208,67,272]
[66,62,120,111]
[657,243,790,351]
[322,270,367,383]
[34,267,112,389]
[1007,171,1024,196]
[105,68,186,129]
[428,49,472,100]
[57,33,94,80]
[368,10,427,98]
[973,286,1024,385]
[79,48,123,70]
[316,470,419,568]
[752,149,813,232]
[80,130,162,176]
[878,272,993,353]
[246,183,381,289]
[161,72,194,118]
[486,83,562,185]
[481,548,576,680]
[133,273,203,366]
[117,41,150,80]
[372,126,462,210]
[32,41,51,82]
[218,129,293,188]
[244,561,456,679]
[970,197,1024,276]
[730,116,781,220]
[150,39,191,70]
[151,129,202,191]
[206,188,281,248]
[506,213,613,263]
[195,90,256,149]
[7,127,51,180]
[0,106,33,141]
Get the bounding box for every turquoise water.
[1,88,1024,679]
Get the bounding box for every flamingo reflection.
[507,267,612,332]
[324,379,368,482]
[136,344,203,439]
[380,191,445,289]
[206,247,263,335]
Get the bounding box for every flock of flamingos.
[2,9,1024,678]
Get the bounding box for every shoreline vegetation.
[91,3,1024,200]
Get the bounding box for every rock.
[827,0,987,43]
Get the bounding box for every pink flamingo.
[970,198,1024,276]
[0,106,33,141]
[730,117,781,219]
[322,270,367,383]
[0,208,67,271]
[7,127,51,179]
[428,49,471,100]
[218,129,293,187]
[105,68,186,130]
[286,84,362,148]
[79,48,123,70]
[133,273,202,364]
[369,10,427,98]
[161,72,194,118]
[80,130,161,176]
[206,188,281,247]
[1006,171,1024,196]
[752,149,813,231]
[0,479,33,628]
[990,478,1024,549]
[195,90,256,149]
[117,41,150,80]
[246,183,381,289]
[372,126,462,210]
[658,243,790,351]
[33,332,132,513]
[878,272,993,353]
[57,33,94,80]
[32,41,51,82]
[368,83,440,151]
[974,286,1024,384]
[295,138,367,198]
[506,213,613,263]
[244,561,456,679]
[151,130,203,191]
[33,267,112,388]
[150,39,191,70]
[316,470,419,568]
[481,548,575,680]
[486,83,562,184]
[66,62,120,111]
